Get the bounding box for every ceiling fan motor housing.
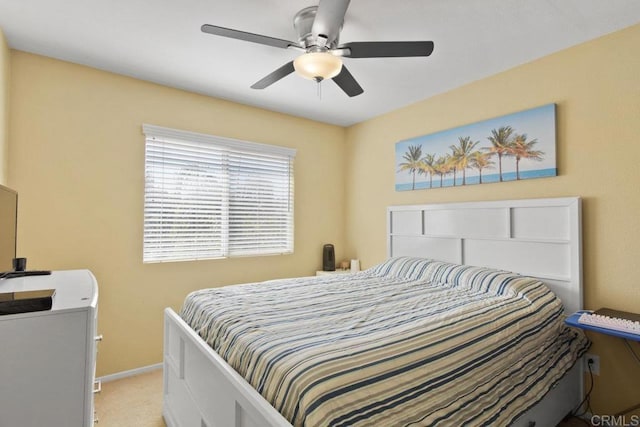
[294,6,340,49]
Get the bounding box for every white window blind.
[142,124,296,263]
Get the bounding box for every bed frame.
[163,197,583,427]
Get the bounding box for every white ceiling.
[1,0,640,127]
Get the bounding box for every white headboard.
[387,197,582,313]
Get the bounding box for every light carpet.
[94,368,166,427]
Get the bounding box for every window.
[142,124,296,263]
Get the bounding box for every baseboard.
[162,404,178,427]
[98,362,162,383]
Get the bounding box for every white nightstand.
[316,269,352,276]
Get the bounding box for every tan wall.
[8,51,346,376]
[0,28,9,184]
[345,24,640,414]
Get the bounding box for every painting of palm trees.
[395,104,556,191]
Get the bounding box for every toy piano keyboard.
[566,307,640,341]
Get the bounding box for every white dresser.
[0,270,99,427]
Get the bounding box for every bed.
[163,197,588,427]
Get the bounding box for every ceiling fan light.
[293,52,343,81]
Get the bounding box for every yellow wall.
[345,23,640,414]
[8,51,346,376]
[0,28,9,184]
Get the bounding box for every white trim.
[142,124,297,158]
[98,363,163,383]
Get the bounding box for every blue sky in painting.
[395,104,556,186]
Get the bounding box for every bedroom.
[0,0,639,425]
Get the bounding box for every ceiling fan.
[201,0,434,97]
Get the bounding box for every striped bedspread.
[181,257,589,426]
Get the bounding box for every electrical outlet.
[585,353,600,375]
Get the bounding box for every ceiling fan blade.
[201,24,296,50]
[332,65,363,97]
[312,0,351,45]
[251,61,295,89]
[339,41,434,58]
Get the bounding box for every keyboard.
[577,311,640,336]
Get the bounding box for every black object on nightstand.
[322,244,335,271]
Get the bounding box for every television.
[0,184,17,272]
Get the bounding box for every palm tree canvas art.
[395,104,556,191]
